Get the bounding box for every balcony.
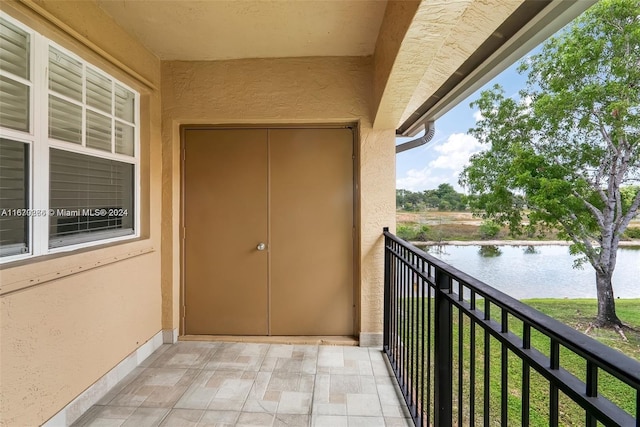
[383,228,640,426]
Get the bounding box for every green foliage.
[396,224,416,241]
[624,227,640,239]
[397,183,468,211]
[478,220,501,239]
[459,0,640,324]
[396,224,432,241]
[478,245,502,257]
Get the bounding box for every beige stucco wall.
[0,2,163,426]
[161,57,396,340]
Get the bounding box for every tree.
[460,0,640,329]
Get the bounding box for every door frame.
[179,123,361,337]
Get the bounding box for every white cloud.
[396,133,486,192]
[473,110,484,122]
[428,133,483,170]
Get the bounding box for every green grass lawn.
[395,298,640,426]
[524,299,640,361]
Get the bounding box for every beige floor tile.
[96,368,146,405]
[273,414,310,426]
[371,360,394,377]
[345,394,382,417]
[120,407,170,427]
[110,369,200,408]
[311,414,348,427]
[72,405,136,426]
[242,396,279,413]
[384,417,414,426]
[312,402,347,416]
[197,410,240,426]
[236,411,275,426]
[381,404,411,418]
[159,408,203,426]
[174,371,222,410]
[347,415,385,427]
[330,375,360,394]
[150,342,218,369]
[205,398,245,412]
[139,345,171,367]
[214,378,253,401]
[276,391,312,414]
[317,348,344,369]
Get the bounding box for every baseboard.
[359,332,383,348]
[162,328,178,344]
[42,330,165,427]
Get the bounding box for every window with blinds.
[49,149,134,247]
[0,139,29,256]
[0,13,139,261]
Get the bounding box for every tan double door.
[183,128,354,336]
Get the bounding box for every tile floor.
[72,342,413,427]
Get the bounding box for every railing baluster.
[484,322,490,427]
[420,258,426,427]
[586,360,598,427]
[501,309,508,426]
[484,298,491,427]
[426,269,432,427]
[550,339,560,427]
[434,267,453,427]
[410,250,416,418]
[522,323,531,427]
[400,248,406,392]
[470,317,476,426]
[458,281,464,426]
[636,390,639,427]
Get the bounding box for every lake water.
[416,244,640,299]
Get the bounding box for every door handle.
[256,243,266,251]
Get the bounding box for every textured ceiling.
[95,0,388,60]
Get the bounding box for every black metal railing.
[383,228,640,427]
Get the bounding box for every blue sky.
[395,52,537,193]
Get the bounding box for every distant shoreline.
[411,239,640,247]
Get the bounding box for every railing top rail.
[383,228,640,389]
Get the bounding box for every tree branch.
[571,190,605,228]
[616,187,640,234]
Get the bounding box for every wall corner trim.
[41,330,165,427]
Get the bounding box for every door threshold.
[179,335,359,346]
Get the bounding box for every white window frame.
[0,13,140,264]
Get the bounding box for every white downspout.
[395,120,435,154]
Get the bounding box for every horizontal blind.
[0,139,29,256]
[49,95,82,144]
[49,148,134,248]
[0,17,30,132]
[86,68,111,113]
[0,17,29,79]
[0,75,29,131]
[48,46,82,101]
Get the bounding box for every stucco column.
[358,127,396,347]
